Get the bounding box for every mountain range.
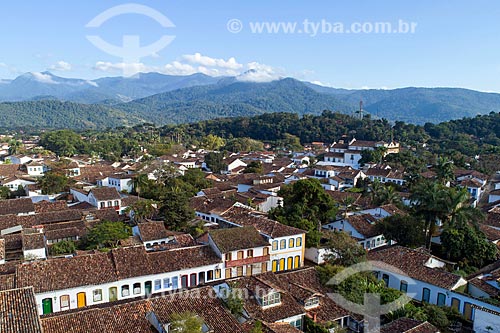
[0,71,499,129]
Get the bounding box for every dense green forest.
[33,111,500,173]
[0,100,144,130]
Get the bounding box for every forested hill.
[0,100,144,130]
[116,78,351,124]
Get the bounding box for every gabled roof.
[209,226,269,253]
[381,318,439,333]
[221,206,306,238]
[41,286,245,333]
[344,214,380,238]
[368,246,464,289]
[90,187,121,201]
[0,198,35,216]
[137,221,174,242]
[0,287,42,333]
[16,251,118,293]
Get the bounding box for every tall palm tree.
[129,174,149,197]
[410,180,448,249]
[443,187,483,228]
[435,157,455,185]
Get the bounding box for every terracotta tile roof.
[41,286,245,333]
[0,287,43,333]
[381,318,439,333]
[230,272,305,323]
[111,245,221,280]
[468,277,500,298]
[137,221,174,242]
[221,207,306,238]
[345,214,380,238]
[22,230,45,250]
[209,226,269,253]
[0,164,21,177]
[479,224,500,242]
[368,246,464,289]
[0,198,35,216]
[484,211,500,228]
[0,273,15,291]
[1,233,23,250]
[16,252,118,293]
[276,268,350,323]
[34,200,68,213]
[90,187,121,201]
[460,178,483,188]
[35,210,83,225]
[68,201,95,210]
[264,322,303,333]
[380,204,407,217]
[93,208,122,222]
[190,195,236,215]
[0,214,37,231]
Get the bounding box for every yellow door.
[279,258,285,271]
[287,257,293,270]
[272,260,277,272]
[294,256,300,268]
[77,292,86,308]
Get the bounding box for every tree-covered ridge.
[117,78,351,124]
[0,100,144,130]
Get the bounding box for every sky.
[1,0,500,91]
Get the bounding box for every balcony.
[225,255,270,268]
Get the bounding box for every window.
[305,296,320,308]
[272,241,278,251]
[437,293,446,306]
[400,281,408,293]
[296,237,302,247]
[215,269,221,279]
[382,274,390,287]
[272,260,278,272]
[107,201,112,207]
[109,287,118,302]
[237,266,244,277]
[172,277,179,289]
[263,247,269,256]
[289,238,294,248]
[225,268,232,278]
[121,285,130,297]
[154,279,162,291]
[114,200,119,207]
[225,253,232,261]
[422,288,431,303]
[133,283,141,295]
[247,249,253,257]
[451,298,460,311]
[260,292,281,307]
[287,257,293,270]
[246,265,253,276]
[261,262,268,273]
[190,273,197,287]
[60,295,70,310]
[237,251,244,260]
[290,318,303,329]
[279,258,285,271]
[207,270,214,281]
[294,256,300,268]
[280,239,286,249]
[100,202,105,208]
[93,289,103,302]
[163,278,171,288]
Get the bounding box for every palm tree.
[410,180,448,249]
[443,187,483,228]
[129,174,149,197]
[435,157,455,185]
[8,139,22,155]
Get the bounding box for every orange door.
[77,292,86,308]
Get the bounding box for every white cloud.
[49,60,72,71]
[91,53,318,84]
[31,72,58,84]
[182,53,243,70]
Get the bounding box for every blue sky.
[1,0,500,91]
